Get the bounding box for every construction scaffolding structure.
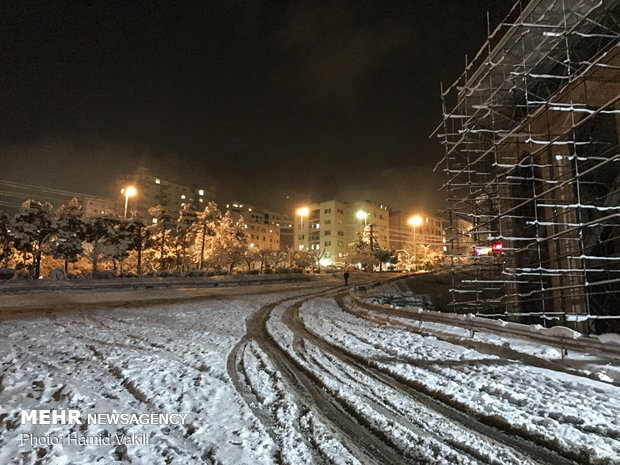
[435,0,620,333]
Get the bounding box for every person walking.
[343,270,349,286]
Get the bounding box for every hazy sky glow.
[2,1,514,213]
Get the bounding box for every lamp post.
[122,186,137,219]
[408,215,422,271]
[296,207,309,250]
[356,210,368,225]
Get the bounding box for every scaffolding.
[434,0,620,333]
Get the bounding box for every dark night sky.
[1,0,515,215]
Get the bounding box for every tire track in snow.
[227,288,346,465]
[286,292,580,465]
[344,294,620,387]
[228,284,418,465]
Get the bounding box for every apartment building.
[295,200,390,267]
[118,167,215,220]
[225,201,292,250]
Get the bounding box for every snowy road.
[1,276,619,464]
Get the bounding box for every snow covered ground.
[300,297,620,464]
[1,278,619,464]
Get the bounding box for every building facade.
[225,201,292,250]
[295,200,391,267]
[118,167,216,220]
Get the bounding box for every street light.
[408,215,422,271]
[122,186,137,218]
[356,210,368,225]
[297,207,309,250]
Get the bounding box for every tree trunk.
[64,260,68,273]
[181,232,187,272]
[160,231,166,270]
[199,223,207,270]
[35,252,41,279]
[137,225,142,276]
[137,245,142,276]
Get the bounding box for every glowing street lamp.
[408,215,422,271]
[122,186,137,218]
[297,207,309,250]
[297,207,309,226]
[356,210,369,225]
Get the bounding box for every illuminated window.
[155,178,161,184]
[199,189,204,196]
[152,218,158,224]
[181,194,186,199]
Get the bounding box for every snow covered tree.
[271,248,288,271]
[288,248,313,269]
[49,198,84,273]
[108,219,136,274]
[173,204,198,271]
[0,212,13,267]
[83,212,119,276]
[147,206,175,271]
[347,237,379,271]
[242,247,260,271]
[12,200,54,277]
[373,245,398,271]
[209,212,248,272]
[125,214,147,276]
[194,202,221,270]
[309,248,326,273]
[256,248,275,273]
